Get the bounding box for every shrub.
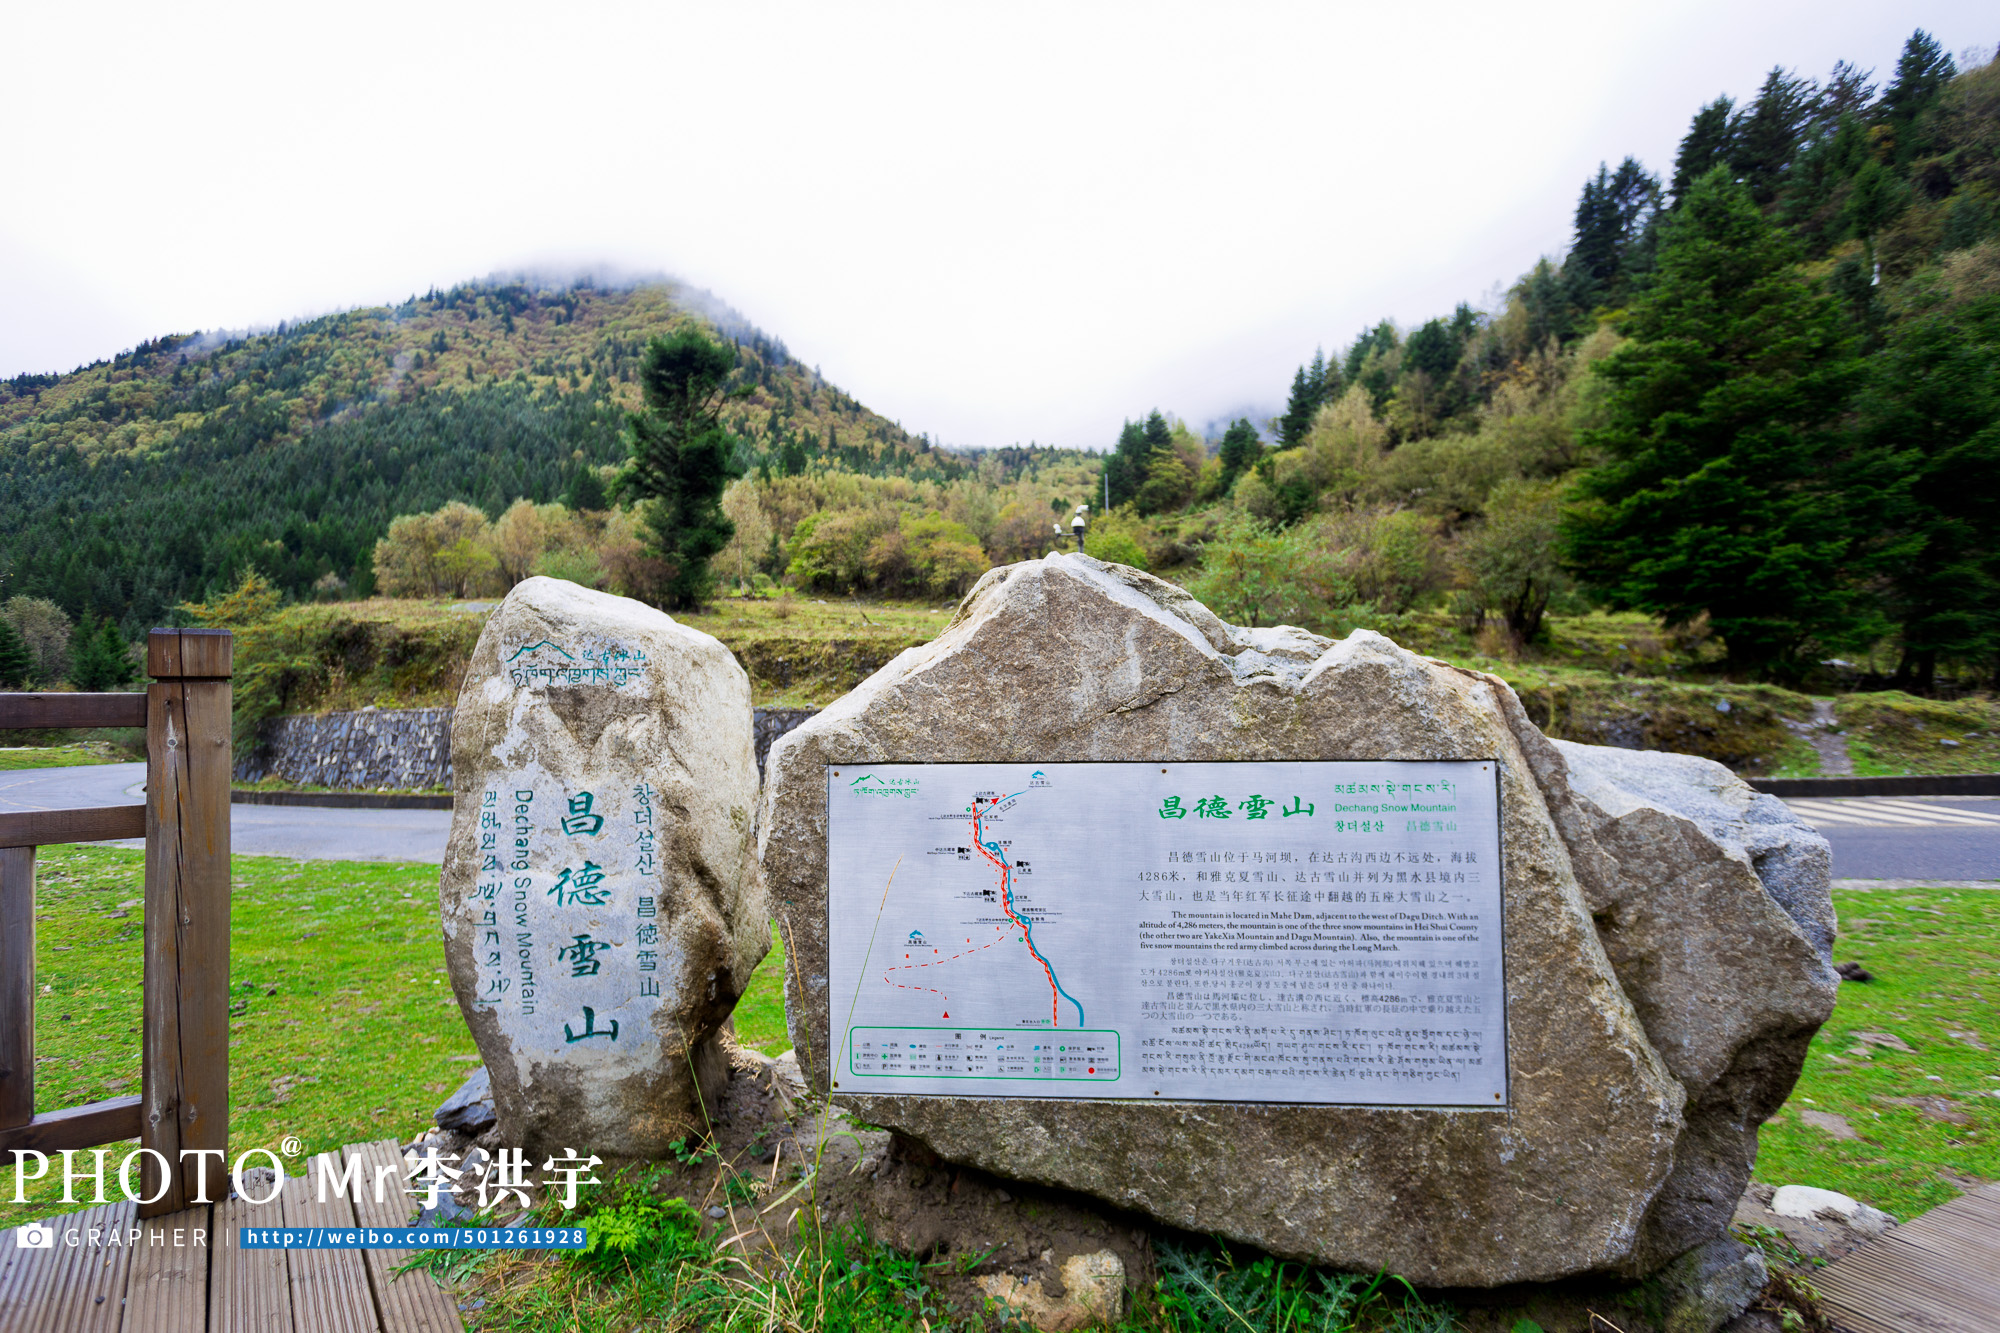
[372,501,499,598]
[1084,528,1149,569]
[787,509,896,594]
[1452,478,1573,643]
[1322,508,1445,614]
[1184,517,1353,628]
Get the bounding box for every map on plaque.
[826,761,1507,1107]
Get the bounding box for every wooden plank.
[1816,1188,2000,1333]
[1821,1253,2000,1317]
[120,1203,211,1333]
[25,1201,137,1333]
[345,1140,463,1333]
[0,1208,65,1333]
[0,806,147,850]
[1874,1219,2000,1276]
[211,1193,292,1333]
[0,1097,143,1156]
[0,694,148,731]
[146,630,233,681]
[281,1152,381,1333]
[139,658,232,1217]
[0,848,31,1130]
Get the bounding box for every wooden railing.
[0,628,232,1217]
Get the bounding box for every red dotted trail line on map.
[972,798,1062,1026]
[880,924,1014,998]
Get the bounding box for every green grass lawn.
[1752,886,1999,1219]
[6,845,792,1228]
[0,744,128,770]
[12,848,1989,1237]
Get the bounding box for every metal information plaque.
[825,761,1507,1107]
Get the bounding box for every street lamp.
[1070,505,1088,553]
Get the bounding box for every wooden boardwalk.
[0,1139,462,1333]
[1816,1182,2000,1333]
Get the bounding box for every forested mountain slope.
[1148,30,2000,688]
[0,279,953,629]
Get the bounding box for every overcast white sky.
[1,2,1990,449]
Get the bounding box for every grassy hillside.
[0,279,957,631]
[209,594,1846,775]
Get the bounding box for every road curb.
[231,789,451,810]
[1751,773,2000,798]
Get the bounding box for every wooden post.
[140,628,233,1217]
[0,846,33,1133]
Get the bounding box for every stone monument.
[441,577,766,1159]
[758,554,1837,1288]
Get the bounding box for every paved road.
[0,762,450,862]
[1782,794,2000,883]
[3,766,1996,879]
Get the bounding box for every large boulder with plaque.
[441,577,766,1159]
[758,554,1838,1287]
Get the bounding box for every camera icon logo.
[14,1223,56,1250]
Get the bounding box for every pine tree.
[1730,67,1818,205]
[68,615,137,690]
[1671,97,1736,204]
[0,616,31,687]
[563,462,608,511]
[1278,353,1328,448]
[1850,289,2000,691]
[1877,29,1956,132]
[1564,168,1864,679]
[1570,163,1622,296]
[1104,420,1152,509]
[1216,419,1263,493]
[625,328,745,610]
[1402,319,1459,381]
[1816,60,1877,125]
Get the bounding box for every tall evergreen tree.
[68,615,137,690]
[1564,168,1864,679]
[1278,350,1329,448]
[1850,290,2000,691]
[1104,419,1152,508]
[1570,158,1660,302]
[1815,60,1877,126]
[1671,97,1736,204]
[1877,29,1957,132]
[562,461,608,511]
[625,328,744,610]
[1730,67,1818,205]
[0,616,31,688]
[1402,319,1459,381]
[1216,419,1263,493]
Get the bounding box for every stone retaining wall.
[236,705,819,789]
[234,707,455,790]
[752,708,819,776]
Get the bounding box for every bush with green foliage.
[1083,527,1149,570]
[1452,478,1573,644]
